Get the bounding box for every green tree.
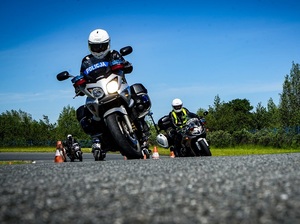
[30,116,57,145]
[226,99,254,132]
[279,62,300,128]
[0,110,57,146]
[204,95,225,131]
[206,97,253,133]
[56,105,88,141]
[253,102,269,130]
[267,98,280,129]
[147,119,158,146]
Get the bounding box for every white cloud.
[0,90,74,104]
[150,81,282,98]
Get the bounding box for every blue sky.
[0,0,299,124]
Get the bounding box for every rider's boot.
[141,138,151,159]
[170,146,176,158]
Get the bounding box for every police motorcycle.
[155,112,212,157]
[57,46,151,160]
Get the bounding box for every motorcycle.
[91,138,105,161]
[65,142,83,162]
[156,112,212,157]
[56,46,151,160]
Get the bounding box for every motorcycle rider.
[63,134,78,157]
[168,98,199,156]
[75,29,150,159]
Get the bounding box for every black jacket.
[169,107,199,128]
[80,50,132,82]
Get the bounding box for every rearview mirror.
[57,71,71,81]
[120,46,133,56]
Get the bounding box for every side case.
[130,83,151,118]
[158,115,172,130]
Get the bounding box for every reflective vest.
[171,108,188,128]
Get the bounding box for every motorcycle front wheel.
[106,113,142,159]
[197,139,212,156]
[93,150,106,161]
[76,151,83,162]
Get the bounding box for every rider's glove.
[74,86,84,96]
[123,61,133,74]
[111,59,124,71]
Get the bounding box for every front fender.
[103,106,134,134]
[103,106,128,118]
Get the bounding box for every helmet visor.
[173,105,182,111]
[89,42,109,53]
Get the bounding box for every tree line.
[0,106,89,147]
[200,62,300,148]
[1,62,299,148]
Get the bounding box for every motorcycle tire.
[106,113,142,159]
[93,150,105,161]
[77,152,83,162]
[198,139,212,156]
[142,148,151,159]
[70,150,75,162]
[94,150,100,161]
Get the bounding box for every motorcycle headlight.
[92,88,104,98]
[107,79,119,94]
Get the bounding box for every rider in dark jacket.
[63,134,78,157]
[75,29,149,158]
[168,98,199,156]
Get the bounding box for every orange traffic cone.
[170,151,175,158]
[152,146,159,159]
[54,141,64,163]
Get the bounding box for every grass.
[1,146,300,156]
[210,146,300,156]
[155,145,300,156]
[0,160,34,165]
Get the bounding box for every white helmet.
[156,133,169,148]
[172,98,183,113]
[88,29,110,59]
[67,134,72,139]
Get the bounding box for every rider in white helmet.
[63,134,78,157]
[170,98,194,127]
[76,29,134,158]
[172,98,183,113]
[169,98,199,156]
[75,28,149,159]
[88,29,110,59]
[79,28,133,81]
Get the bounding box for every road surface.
[1,153,300,223]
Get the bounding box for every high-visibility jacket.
[171,108,188,128]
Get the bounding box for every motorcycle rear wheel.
[106,113,142,159]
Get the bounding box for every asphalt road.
[1,153,300,224]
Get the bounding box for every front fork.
[195,138,209,151]
[104,106,135,134]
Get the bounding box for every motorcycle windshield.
[186,118,200,127]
